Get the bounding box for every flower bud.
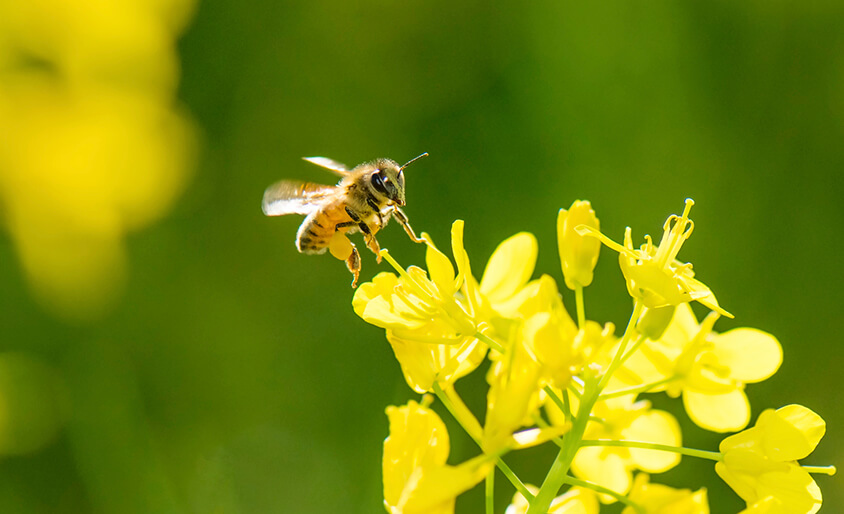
[557,201,601,290]
[637,305,676,340]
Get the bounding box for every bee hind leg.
[346,244,361,288]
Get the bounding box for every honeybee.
[262,153,428,287]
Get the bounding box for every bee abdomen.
[296,215,332,254]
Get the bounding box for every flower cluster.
[0,0,197,319]
[352,200,835,513]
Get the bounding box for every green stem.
[803,465,837,476]
[543,385,571,421]
[562,476,644,514]
[432,381,534,501]
[575,285,586,329]
[475,331,505,354]
[618,333,647,368]
[599,376,678,400]
[485,470,494,514]
[527,376,601,514]
[598,301,644,391]
[581,439,723,461]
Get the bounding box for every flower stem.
[598,301,644,391]
[619,333,647,367]
[527,375,601,514]
[543,385,571,421]
[485,470,495,514]
[562,475,644,514]
[432,381,534,501]
[575,285,586,329]
[475,331,505,354]
[581,439,723,461]
[599,376,678,400]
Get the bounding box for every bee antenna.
[400,152,429,170]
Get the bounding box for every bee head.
[368,159,406,206]
[366,153,426,207]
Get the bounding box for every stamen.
[576,225,637,258]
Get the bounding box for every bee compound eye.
[371,172,388,194]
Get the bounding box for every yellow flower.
[353,221,487,393]
[506,486,599,514]
[557,200,601,290]
[0,0,196,319]
[547,395,682,501]
[619,303,782,432]
[383,398,494,514]
[622,474,709,514]
[715,405,827,514]
[579,199,731,318]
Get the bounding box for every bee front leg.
[392,207,425,244]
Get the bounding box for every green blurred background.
[1,0,842,512]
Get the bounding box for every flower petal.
[384,400,450,508]
[397,455,495,514]
[684,388,750,433]
[623,410,682,473]
[572,446,632,499]
[711,329,782,383]
[425,237,456,296]
[758,405,826,462]
[480,232,537,304]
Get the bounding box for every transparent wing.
[302,156,350,176]
[262,180,335,216]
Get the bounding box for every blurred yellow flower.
[715,405,827,514]
[579,199,731,318]
[506,485,599,514]
[621,303,782,432]
[0,0,197,319]
[383,398,494,514]
[622,474,709,514]
[557,200,601,290]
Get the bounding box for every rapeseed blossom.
[715,405,829,514]
[578,199,730,317]
[349,200,834,514]
[619,303,782,432]
[383,398,494,514]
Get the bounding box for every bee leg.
[346,243,361,288]
[393,207,425,244]
[363,234,382,262]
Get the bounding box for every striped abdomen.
[295,202,352,254]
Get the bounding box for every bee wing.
[302,156,350,176]
[262,180,335,216]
